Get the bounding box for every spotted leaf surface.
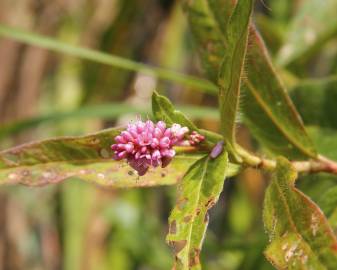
[0,128,197,187]
[167,151,228,269]
[263,157,337,269]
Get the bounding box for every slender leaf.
[185,0,317,159]
[0,128,196,187]
[0,127,240,187]
[0,102,219,140]
[167,151,228,269]
[277,0,337,66]
[263,157,337,269]
[0,24,217,94]
[218,0,253,144]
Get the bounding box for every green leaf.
[0,24,217,95]
[0,128,197,187]
[152,91,221,145]
[263,157,337,269]
[152,91,198,131]
[183,0,227,83]
[0,127,241,187]
[277,0,337,66]
[185,0,317,159]
[167,151,228,269]
[218,0,253,145]
[242,28,317,159]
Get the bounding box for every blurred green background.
[0,0,337,269]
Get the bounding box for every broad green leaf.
[185,0,317,159]
[167,151,228,269]
[0,128,196,187]
[0,24,217,95]
[218,0,253,145]
[263,157,337,269]
[0,102,218,140]
[277,0,337,66]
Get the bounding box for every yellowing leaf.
[0,128,197,188]
[263,157,337,269]
[167,151,228,269]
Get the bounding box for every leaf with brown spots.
[0,128,240,188]
[166,151,228,269]
[0,128,210,188]
[263,157,337,269]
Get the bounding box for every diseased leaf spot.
[204,213,209,223]
[100,148,110,159]
[205,198,215,208]
[177,198,188,210]
[169,220,177,234]
[310,213,319,236]
[170,240,187,254]
[183,215,192,223]
[188,248,201,267]
[89,138,100,145]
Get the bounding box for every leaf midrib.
[184,156,209,268]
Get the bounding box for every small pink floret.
[111,120,189,176]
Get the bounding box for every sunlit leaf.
[0,127,241,187]
[167,151,228,269]
[185,0,317,159]
[218,0,253,145]
[0,128,196,187]
[277,0,337,66]
[263,157,337,269]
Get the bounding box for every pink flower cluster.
[111,120,189,176]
